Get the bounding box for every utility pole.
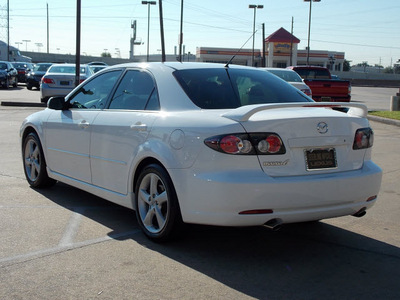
[75,0,81,87]
[47,3,49,53]
[178,0,183,62]
[262,23,265,67]
[7,0,9,61]
[290,16,294,66]
[159,0,166,62]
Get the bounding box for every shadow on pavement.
[36,182,400,300]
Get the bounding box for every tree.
[343,59,351,71]
[101,52,111,58]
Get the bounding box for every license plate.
[60,80,70,86]
[321,97,332,102]
[305,148,337,170]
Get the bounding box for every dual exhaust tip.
[263,218,283,231]
[263,208,367,231]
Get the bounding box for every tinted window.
[174,68,312,109]
[109,70,159,110]
[267,70,303,82]
[49,66,88,74]
[68,70,122,109]
[294,68,331,79]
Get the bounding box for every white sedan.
[21,62,382,241]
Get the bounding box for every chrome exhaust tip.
[352,207,367,218]
[263,219,283,231]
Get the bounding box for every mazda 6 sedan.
[20,62,382,241]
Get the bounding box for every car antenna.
[225,30,258,68]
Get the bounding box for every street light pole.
[304,0,320,66]
[249,4,263,67]
[142,1,156,62]
[22,40,31,51]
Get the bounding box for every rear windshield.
[267,69,303,83]
[49,66,87,74]
[293,68,331,80]
[173,68,312,109]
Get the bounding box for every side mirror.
[47,97,69,110]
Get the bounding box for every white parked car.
[40,63,94,103]
[263,67,312,97]
[21,62,382,241]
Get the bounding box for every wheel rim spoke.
[24,140,40,181]
[138,172,169,234]
[154,205,166,229]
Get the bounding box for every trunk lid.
[222,103,370,177]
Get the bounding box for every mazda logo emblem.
[317,122,328,134]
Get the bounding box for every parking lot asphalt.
[0,86,400,299]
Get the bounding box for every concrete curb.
[1,101,46,108]
[367,115,400,127]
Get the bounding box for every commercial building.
[196,27,346,71]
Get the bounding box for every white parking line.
[0,230,141,267]
[58,208,84,247]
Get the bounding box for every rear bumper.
[40,84,73,101]
[171,160,382,226]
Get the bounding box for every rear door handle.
[78,120,90,129]
[130,122,147,131]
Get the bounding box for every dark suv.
[26,63,52,90]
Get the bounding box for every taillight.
[353,128,373,150]
[42,77,55,84]
[205,133,286,155]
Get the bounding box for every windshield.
[173,68,312,109]
[33,64,52,72]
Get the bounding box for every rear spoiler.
[222,102,368,122]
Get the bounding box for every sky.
[1,0,400,67]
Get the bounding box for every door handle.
[78,120,90,129]
[130,122,147,131]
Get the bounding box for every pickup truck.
[288,66,351,102]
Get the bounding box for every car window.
[50,66,76,73]
[109,70,159,110]
[268,70,303,82]
[294,68,331,79]
[173,68,311,109]
[68,70,122,109]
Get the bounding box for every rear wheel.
[135,164,181,242]
[3,78,9,89]
[22,132,56,188]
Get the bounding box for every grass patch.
[369,111,400,121]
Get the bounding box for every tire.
[13,78,18,88]
[135,164,182,242]
[3,78,9,89]
[22,132,56,188]
[27,83,32,90]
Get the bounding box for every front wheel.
[135,164,182,242]
[22,132,56,188]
